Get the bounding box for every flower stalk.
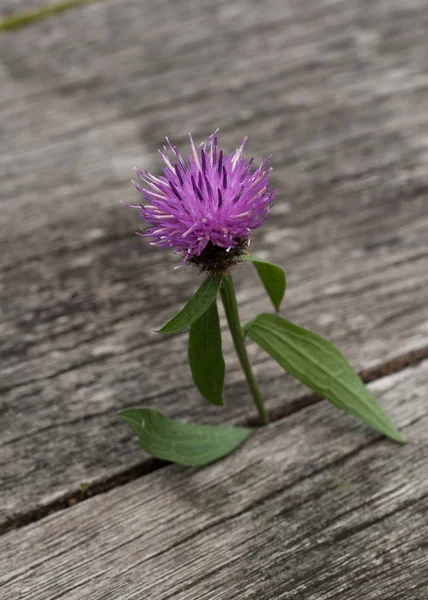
[220,274,269,426]
[120,130,406,468]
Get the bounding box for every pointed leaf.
[248,313,405,443]
[158,276,221,335]
[243,256,286,311]
[189,299,225,406]
[120,408,252,466]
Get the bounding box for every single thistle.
[120,131,405,468]
[127,131,277,275]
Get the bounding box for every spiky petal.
[128,132,277,270]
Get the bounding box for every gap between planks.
[1,343,427,538]
[1,358,427,600]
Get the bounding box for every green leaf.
[158,276,222,335]
[120,408,252,466]
[241,319,254,340]
[248,313,406,443]
[243,255,286,311]
[188,299,225,406]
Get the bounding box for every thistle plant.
[120,132,405,466]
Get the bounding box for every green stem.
[220,274,269,426]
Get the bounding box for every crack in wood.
[1,345,427,537]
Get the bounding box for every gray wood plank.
[2,0,428,261]
[1,0,428,528]
[0,1,51,20]
[1,361,427,600]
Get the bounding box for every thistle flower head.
[128,131,277,274]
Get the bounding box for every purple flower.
[127,131,277,273]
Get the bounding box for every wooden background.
[1,0,427,598]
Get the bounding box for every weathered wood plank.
[1,195,426,530]
[0,1,55,19]
[1,0,428,528]
[1,361,426,600]
[1,0,428,263]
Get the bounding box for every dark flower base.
[189,239,248,276]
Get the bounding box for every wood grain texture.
[1,0,428,527]
[1,361,427,600]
